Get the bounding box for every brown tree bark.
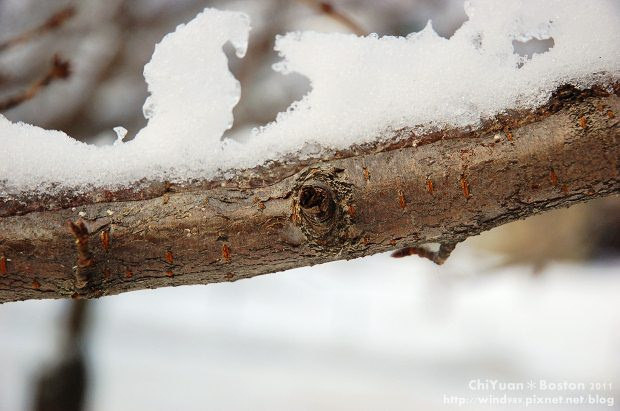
[0,84,618,303]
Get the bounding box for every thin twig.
[298,0,368,36]
[0,55,70,112]
[0,6,75,52]
[391,243,458,265]
[66,218,93,290]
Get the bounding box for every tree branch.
[0,84,618,303]
[0,7,75,52]
[0,55,71,112]
[298,0,368,36]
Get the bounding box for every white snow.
[1,0,619,195]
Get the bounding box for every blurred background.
[0,0,618,410]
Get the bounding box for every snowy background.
[0,0,619,410]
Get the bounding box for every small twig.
[391,242,458,265]
[0,54,70,112]
[298,0,368,36]
[0,6,75,52]
[66,218,93,289]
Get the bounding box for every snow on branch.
[0,88,617,302]
[1,0,618,197]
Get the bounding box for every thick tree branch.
[0,85,618,303]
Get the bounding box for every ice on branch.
[1,0,619,195]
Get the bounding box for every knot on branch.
[299,183,337,234]
[293,168,353,248]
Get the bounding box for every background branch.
[0,7,75,52]
[298,0,368,35]
[0,55,71,112]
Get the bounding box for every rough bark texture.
[0,85,618,303]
